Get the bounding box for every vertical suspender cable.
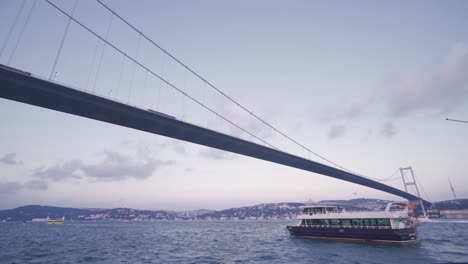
[86,38,100,90]
[0,0,27,60]
[202,83,206,128]
[115,56,126,99]
[7,0,38,65]
[92,12,114,93]
[157,54,166,111]
[41,0,412,186]
[93,0,361,174]
[127,33,142,104]
[49,0,78,80]
[181,71,187,120]
[141,69,148,107]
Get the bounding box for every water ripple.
[0,220,467,263]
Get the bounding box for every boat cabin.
[299,218,393,228]
[297,202,416,230]
[301,206,339,215]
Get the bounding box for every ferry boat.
[286,202,418,243]
[46,216,65,225]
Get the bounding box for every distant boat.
[46,216,65,225]
[417,215,431,223]
[31,218,48,222]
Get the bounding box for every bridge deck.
[0,65,430,205]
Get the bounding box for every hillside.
[433,199,468,210]
[0,198,388,221]
[1,198,466,222]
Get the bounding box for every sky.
[0,0,467,210]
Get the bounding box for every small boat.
[286,202,418,243]
[46,216,65,225]
[417,215,431,223]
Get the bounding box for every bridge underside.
[0,66,431,206]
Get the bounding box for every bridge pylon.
[400,166,427,217]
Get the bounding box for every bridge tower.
[400,166,427,217]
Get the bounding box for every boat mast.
[400,166,427,217]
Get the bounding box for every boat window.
[352,219,361,226]
[362,219,369,226]
[342,219,351,226]
[308,208,323,214]
[330,219,340,226]
[369,219,377,226]
[379,219,390,226]
[323,219,330,225]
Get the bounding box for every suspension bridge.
[0,0,430,205]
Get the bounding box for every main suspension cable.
[93,0,359,173]
[413,170,431,202]
[44,0,278,150]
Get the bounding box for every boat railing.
[302,210,407,216]
[302,224,392,229]
[302,211,364,215]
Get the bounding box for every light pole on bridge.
[446,118,468,124]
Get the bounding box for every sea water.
[0,220,467,263]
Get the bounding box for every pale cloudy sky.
[0,0,467,210]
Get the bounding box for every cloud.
[31,151,173,182]
[0,180,48,196]
[23,180,48,191]
[317,42,468,127]
[81,151,173,181]
[379,122,399,138]
[361,129,374,142]
[33,160,83,181]
[384,42,468,117]
[0,152,23,165]
[159,141,187,155]
[327,125,346,140]
[199,148,237,160]
[319,104,369,123]
[123,139,188,156]
[0,182,23,195]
